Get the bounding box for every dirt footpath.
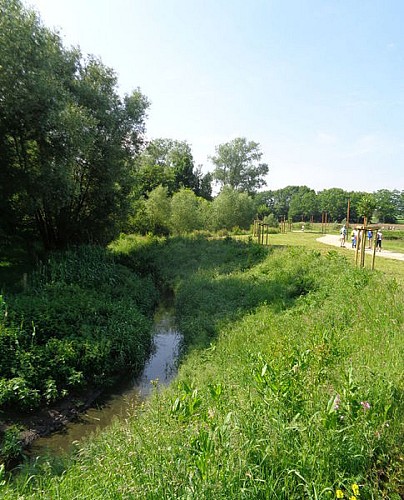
[316,234,404,262]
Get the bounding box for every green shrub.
[383,230,404,240]
[0,378,40,410]
[0,246,158,412]
[262,213,279,228]
[0,425,23,466]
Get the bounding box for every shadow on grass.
[175,263,312,350]
[0,245,35,293]
[113,235,272,286]
[113,235,315,351]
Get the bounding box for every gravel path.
[316,234,404,262]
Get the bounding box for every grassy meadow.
[0,232,403,499]
[249,227,404,286]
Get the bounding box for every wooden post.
[371,230,377,270]
[355,228,360,266]
[360,228,366,267]
[346,198,350,231]
[321,211,328,234]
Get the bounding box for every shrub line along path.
[317,234,404,261]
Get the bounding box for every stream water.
[29,301,182,457]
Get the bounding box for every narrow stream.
[29,300,182,457]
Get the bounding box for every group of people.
[339,225,383,252]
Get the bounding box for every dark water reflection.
[29,302,182,456]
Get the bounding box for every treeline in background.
[2,0,404,257]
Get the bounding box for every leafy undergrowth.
[2,237,403,499]
[0,245,158,418]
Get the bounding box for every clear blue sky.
[23,0,404,192]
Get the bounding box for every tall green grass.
[1,238,403,498]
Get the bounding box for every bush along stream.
[0,245,159,466]
[1,235,403,499]
[27,296,182,458]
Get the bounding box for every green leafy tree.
[374,189,398,223]
[144,185,171,235]
[209,137,269,195]
[263,213,279,228]
[270,186,301,220]
[288,186,318,221]
[317,188,349,222]
[199,197,214,229]
[259,186,318,221]
[254,191,275,215]
[194,167,213,200]
[134,139,202,197]
[211,187,255,230]
[125,198,148,234]
[398,191,404,220]
[256,203,272,220]
[347,191,364,223]
[0,0,149,248]
[357,194,377,224]
[170,188,204,234]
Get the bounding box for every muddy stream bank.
[27,299,182,458]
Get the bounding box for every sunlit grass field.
[253,229,404,285]
[1,233,403,499]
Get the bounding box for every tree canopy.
[0,0,149,249]
[357,194,377,223]
[254,186,404,225]
[288,186,318,222]
[374,189,400,223]
[209,137,269,195]
[1,0,403,247]
[134,139,212,200]
[211,187,255,230]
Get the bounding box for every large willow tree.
[0,0,149,249]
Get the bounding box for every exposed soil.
[0,386,103,451]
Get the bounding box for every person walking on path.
[376,230,382,252]
[367,229,373,249]
[351,229,357,248]
[340,225,347,247]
